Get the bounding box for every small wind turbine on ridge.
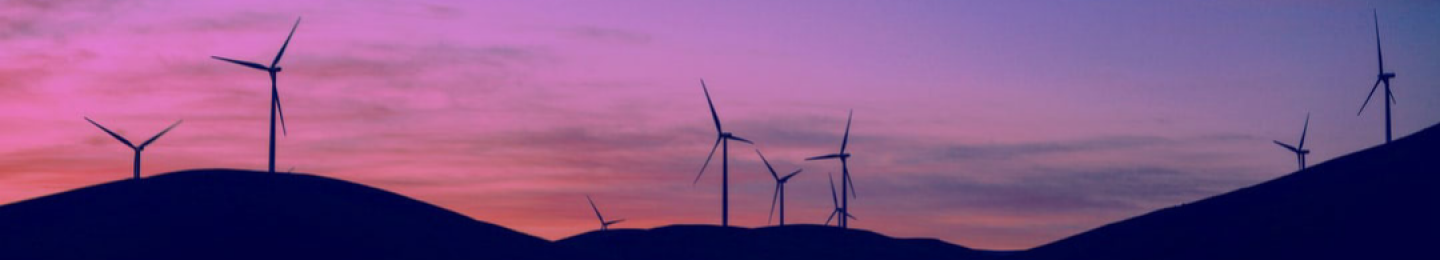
[824,172,856,226]
[757,149,801,226]
[586,195,624,231]
[85,117,182,180]
[1273,113,1311,171]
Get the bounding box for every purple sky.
[1,0,1438,249]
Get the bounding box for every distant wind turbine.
[211,17,301,173]
[807,110,857,228]
[1358,10,1398,143]
[85,117,182,180]
[692,79,753,227]
[756,149,801,226]
[586,195,624,231]
[824,173,856,226]
[1273,114,1311,171]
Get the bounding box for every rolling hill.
[0,169,562,260]
[557,224,1004,260]
[1014,124,1440,259]
[3,123,1436,260]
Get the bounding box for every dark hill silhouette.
[556,224,1007,260]
[1015,124,1440,260]
[0,169,560,260]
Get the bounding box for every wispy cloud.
[564,26,653,45]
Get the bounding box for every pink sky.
[2,0,1439,250]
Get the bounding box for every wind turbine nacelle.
[1381,72,1396,79]
[272,66,284,72]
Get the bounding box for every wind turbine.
[211,17,300,173]
[586,195,624,231]
[807,110,856,228]
[757,149,801,226]
[824,173,856,226]
[1273,113,1311,171]
[692,79,753,227]
[1358,10,1398,143]
[85,117,182,180]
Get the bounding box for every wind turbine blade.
[768,185,779,225]
[840,110,852,153]
[586,195,605,222]
[782,169,802,181]
[275,95,288,136]
[272,74,288,136]
[139,120,183,148]
[1298,113,1309,148]
[211,56,270,71]
[1274,141,1300,153]
[693,137,721,185]
[756,149,779,179]
[829,173,839,206]
[701,79,722,133]
[727,135,753,144]
[825,210,838,225]
[272,17,301,67]
[1387,85,1396,104]
[1358,79,1381,115]
[847,213,858,220]
[85,117,136,148]
[1374,10,1385,74]
[605,219,625,225]
[845,171,857,199]
[806,154,842,161]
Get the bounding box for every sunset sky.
[2,0,1439,250]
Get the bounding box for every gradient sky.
[2,0,1439,250]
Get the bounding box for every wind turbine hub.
[1380,73,1395,79]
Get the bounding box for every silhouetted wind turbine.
[824,173,856,226]
[211,17,300,173]
[586,195,624,231]
[1358,10,1398,143]
[85,117,182,180]
[807,110,857,228]
[757,149,801,226]
[1273,113,1311,171]
[692,79,753,227]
